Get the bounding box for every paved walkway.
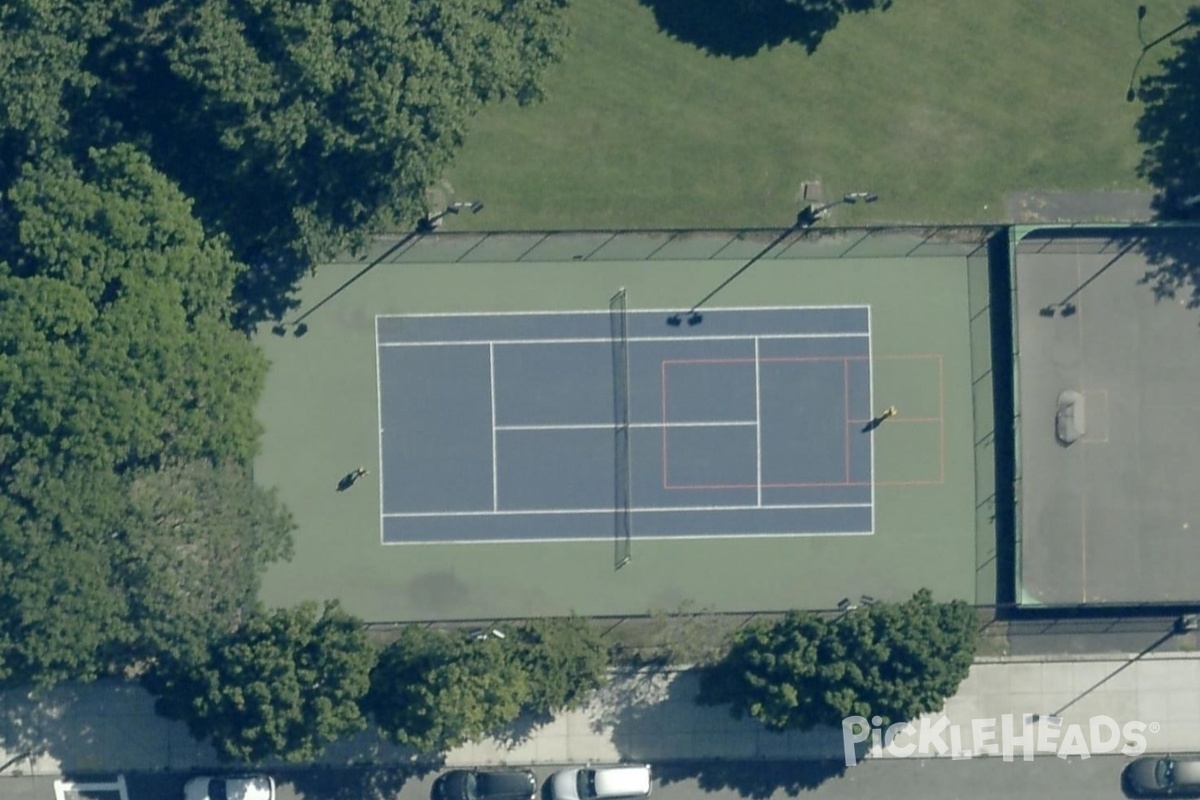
[1,652,1197,777]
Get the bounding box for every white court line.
[379,332,869,347]
[754,336,762,508]
[867,306,876,535]
[384,502,871,518]
[489,343,498,511]
[495,421,757,431]
[384,529,874,545]
[379,304,871,318]
[374,315,385,546]
[56,777,130,800]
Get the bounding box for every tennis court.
[254,227,991,621]
[377,306,875,545]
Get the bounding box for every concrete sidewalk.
[1,652,1196,777]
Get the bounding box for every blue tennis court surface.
[376,305,876,544]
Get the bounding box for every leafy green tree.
[122,460,295,664]
[0,0,113,183]
[0,145,266,478]
[367,627,530,753]
[697,609,826,731]
[818,589,977,728]
[0,464,136,686]
[698,591,977,731]
[513,616,610,715]
[148,601,376,764]
[0,144,284,688]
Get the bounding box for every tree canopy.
[0,144,290,686]
[366,627,530,753]
[512,616,610,716]
[148,601,376,764]
[0,145,265,477]
[0,0,571,327]
[698,590,977,731]
[365,619,611,754]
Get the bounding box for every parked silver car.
[549,766,651,800]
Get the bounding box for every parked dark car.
[1126,756,1200,797]
[436,770,537,800]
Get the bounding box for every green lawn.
[443,0,1192,229]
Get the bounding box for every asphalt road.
[19,757,1140,800]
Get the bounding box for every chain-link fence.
[329,226,1000,267]
[364,603,1017,664]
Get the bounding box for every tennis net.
[609,288,633,568]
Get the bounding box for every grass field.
[443,0,1193,229]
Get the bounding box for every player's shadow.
[337,472,362,492]
[860,416,883,433]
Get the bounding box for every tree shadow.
[596,668,847,794]
[285,764,438,800]
[1018,224,1200,323]
[0,678,439,778]
[1132,227,1200,313]
[655,760,849,798]
[1135,11,1200,223]
[490,710,554,749]
[637,0,893,59]
[0,680,217,777]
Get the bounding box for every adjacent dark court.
[376,307,875,543]
[1013,227,1200,606]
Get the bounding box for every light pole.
[667,192,878,326]
[418,200,484,232]
[1126,4,1198,102]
